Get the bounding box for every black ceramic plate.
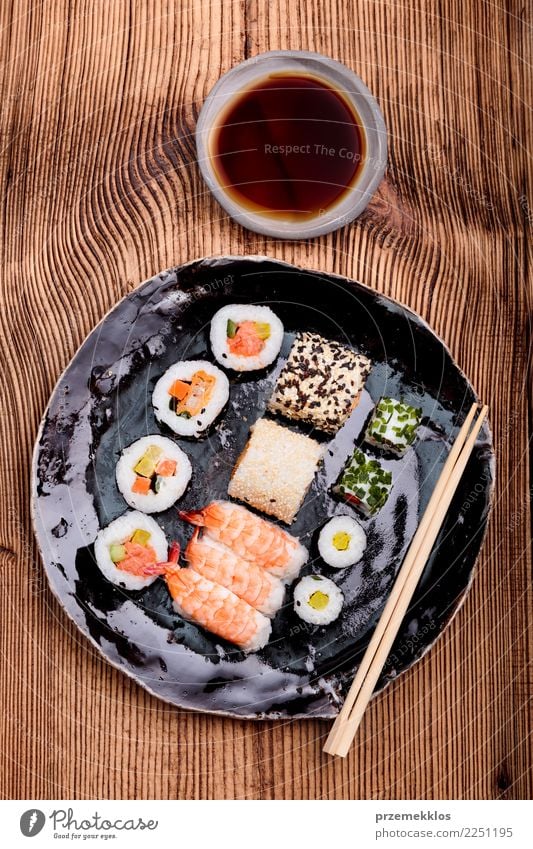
[32,256,494,719]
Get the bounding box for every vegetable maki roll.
[116,435,192,513]
[94,511,167,591]
[293,575,344,625]
[334,449,393,517]
[267,331,371,434]
[210,304,284,371]
[228,418,323,524]
[152,360,229,438]
[365,397,422,456]
[318,515,367,568]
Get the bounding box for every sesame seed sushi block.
[334,449,393,517]
[180,500,308,582]
[94,511,167,591]
[116,435,192,513]
[228,418,323,524]
[267,331,372,434]
[365,397,422,456]
[210,304,284,371]
[153,543,272,652]
[293,575,344,625]
[152,360,229,438]
[318,515,367,568]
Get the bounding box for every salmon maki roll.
[180,500,308,582]
[185,529,285,617]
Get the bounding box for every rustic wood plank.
[0,0,531,800]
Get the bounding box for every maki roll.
[293,575,344,625]
[228,418,323,524]
[318,515,367,568]
[116,435,192,513]
[365,397,422,456]
[335,449,392,517]
[210,304,284,371]
[152,360,229,438]
[94,512,167,591]
[268,331,371,434]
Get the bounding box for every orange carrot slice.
[132,475,151,494]
[169,379,190,400]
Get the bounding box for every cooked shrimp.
[180,500,308,581]
[184,528,285,616]
[149,541,271,652]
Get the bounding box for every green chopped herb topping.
[366,397,422,453]
[337,449,393,514]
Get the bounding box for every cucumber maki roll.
[293,575,344,625]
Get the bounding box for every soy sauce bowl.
[196,50,387,240]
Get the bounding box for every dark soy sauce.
[210,73,366,221]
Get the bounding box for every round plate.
[32,256,494,719]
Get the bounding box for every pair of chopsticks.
[323,402,488,758]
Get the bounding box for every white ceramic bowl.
[196,50,387,239]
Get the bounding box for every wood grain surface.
[0,0,531,800]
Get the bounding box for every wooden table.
[1,0,531,800]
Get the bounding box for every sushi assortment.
[268,331,371,434]
[116,436,192,512]
[93,301,426,650]
[228,418,323,524]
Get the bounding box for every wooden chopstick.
[323,402,488,757]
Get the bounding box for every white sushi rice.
[293,575,344,625]
[318,515,367,568]
[116,435,192,513]
[152,360,229,437]
[210,304,284,371]
[94,511,168,591]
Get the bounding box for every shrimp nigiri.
[180,501,308,582]
[185,528,285,617]
[149,543,271,653]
